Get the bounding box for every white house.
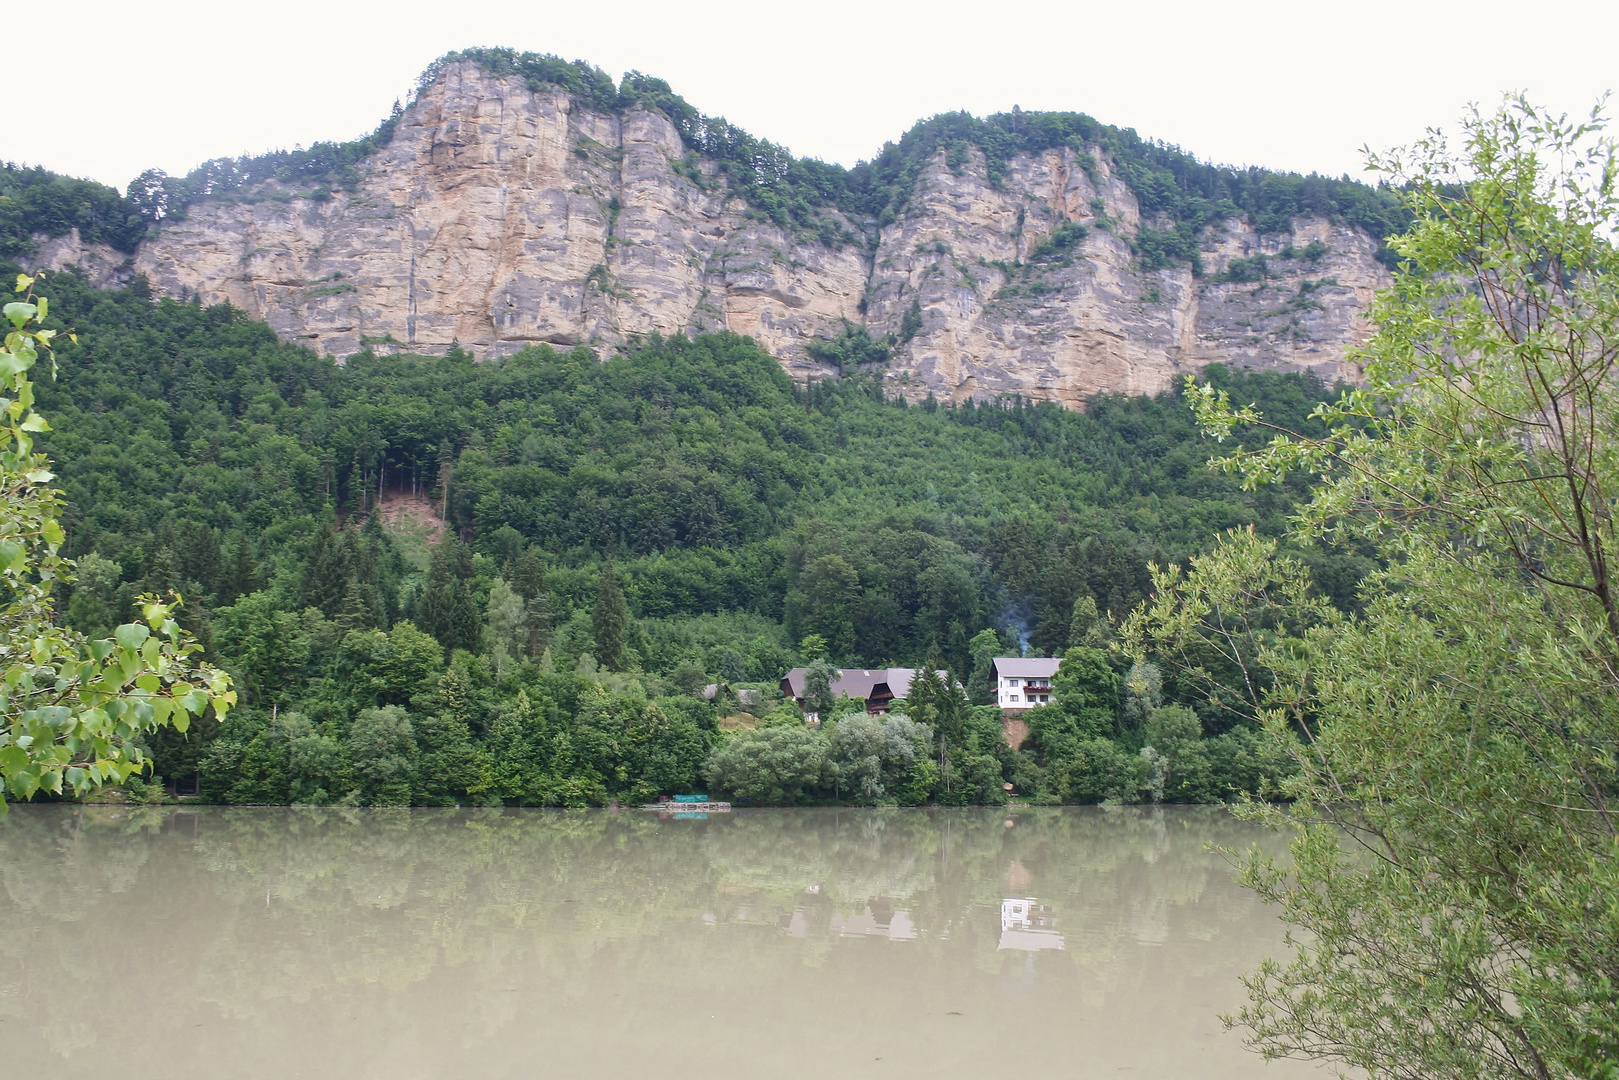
[991,657,1061,711]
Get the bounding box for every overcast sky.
[21,0,1619,192]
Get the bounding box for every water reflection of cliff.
[0,806,1303,1079]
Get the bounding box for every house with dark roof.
[779,667,941,721]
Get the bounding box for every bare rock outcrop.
[32,229,132,291]
[119,62,1387,404]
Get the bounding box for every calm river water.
[0,805,1323,1079]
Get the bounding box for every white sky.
[23,0,1619,192]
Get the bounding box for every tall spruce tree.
[219,533,257,607]
[507,548,545,601]
[417,535,479,653]
[301,524,352,618]
[508,548,551,659]
[591,561,627,670]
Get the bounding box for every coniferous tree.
[1069,595,1110,650]
[219,533,257,607]
[417,535,479,652]
[999,625,1022,657]
[348,514,401,628]
[507,547,545,600]
[525,595,552,660]
[178,522,223,598]
[591,561,627,670]
[718,647,747,684]
[903,665,970,747]
[302,524,352,618]
[141,540,176,596]
[508,548,551,658]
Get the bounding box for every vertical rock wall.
[40,62,1388,404]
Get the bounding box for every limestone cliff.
[45,62,1389,403]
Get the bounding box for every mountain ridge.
[21,49,1402,405]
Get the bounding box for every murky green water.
[1,806,1321,1079]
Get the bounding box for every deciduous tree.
[1141,98,1619,1080]
[0,275,234,808]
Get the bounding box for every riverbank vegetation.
[4,260,1359,808]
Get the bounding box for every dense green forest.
[0,163,148,258]
[17,266,1355,806]
[19,265,1347,806]
[3,48,1406,271]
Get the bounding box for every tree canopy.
[1133,96,1619,1080]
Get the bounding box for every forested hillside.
[23,266,1358,805]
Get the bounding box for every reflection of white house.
[992,658,1061,711]
[999,897,1065,951]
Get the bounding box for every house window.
[1010,695,1020,702]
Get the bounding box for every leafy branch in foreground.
[1134,97,1619,1080]
[0,273,234,808]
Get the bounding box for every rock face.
[32,229,132,291]
[70,62,1388,403]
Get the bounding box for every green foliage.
[1038,735,1145,804]
[1141,98,1619,1079]
[1051,647,1119,735]
[1027,221,1090,265]
[964,628,999,705]
[591,562,628,670]
[1133,223,1204,273]
[349,705,416,805]
[825,712,934,804]
[0,164,147,256]
[417,536,479,652]
[430,47,620,109]
[4,262,1372,807]
[704,723,827,804]
[803,324,893,371]
[802,658,837,718]
[0,275,234,808]
[1212,255,1271,283]
[1122,528,1341,732]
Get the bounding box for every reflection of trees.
[0,805,1291,1075]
